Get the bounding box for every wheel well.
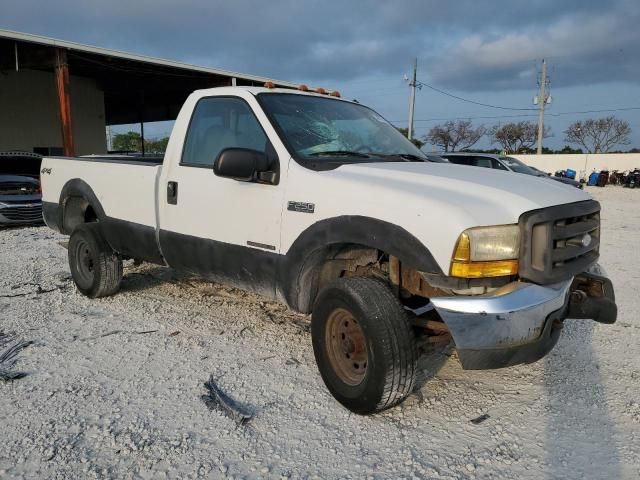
[293,243,447,313]
[62,196,97,233]
[84,205,98,223]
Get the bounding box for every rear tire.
[311,277,418,414]
[68,223,122,298]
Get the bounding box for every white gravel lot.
[1,186,639,480]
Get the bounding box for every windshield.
[500,156,538,175]
[258,93,426,162]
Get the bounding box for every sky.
[2,0,639,150]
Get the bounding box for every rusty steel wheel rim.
[325,308,368,386]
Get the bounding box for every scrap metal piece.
[202,376,253,426]
[0,332,33,381]
[470,413,490,425]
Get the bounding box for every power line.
[390,106,640,124]
[414,78,538,111]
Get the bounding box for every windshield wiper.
[373,153,426,162]
[308,150,370,158]
[395,153,425,162]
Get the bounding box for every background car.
[441,153,583,188]
[0,152,44,226]
[423,154,449,163]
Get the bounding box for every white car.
[40,86,616,414]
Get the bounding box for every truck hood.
[332,161,590,220]
[284,159,593,274]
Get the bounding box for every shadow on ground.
[543,320,621,479]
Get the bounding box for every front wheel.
[68,223,122,298]
[311,277,418,414]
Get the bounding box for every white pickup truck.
[40,86,617,414]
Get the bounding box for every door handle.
[167,181,178,205]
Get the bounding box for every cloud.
[0,0,637,90]
[426,4,640,91]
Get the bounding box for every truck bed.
[78,154,165,165]
[41,155,162,231]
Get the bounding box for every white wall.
[512,153,640,179]
[0,69,107,155]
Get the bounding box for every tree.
[145,137,170,153]
[111,131,142,152]
[425,120,486,152]
[558,145,583,154]
[396,128,425,149]
[564,116,631,153]
[111,132,170,154]
[489,121,550,154]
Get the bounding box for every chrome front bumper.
[430,264,616,370]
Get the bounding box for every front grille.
[0,205,43,222]
[519,200,600,284]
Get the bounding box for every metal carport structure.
[0,29,301,156]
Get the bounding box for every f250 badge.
[287,201,315,214]
[41,167,52,175]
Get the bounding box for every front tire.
[68,223,122,298]
[311,277,418,414]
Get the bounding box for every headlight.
[450,225,520,278]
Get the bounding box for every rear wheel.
[68,223,122,298]
[311,277,418,414]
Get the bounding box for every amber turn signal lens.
[450,260,519,278]
[452,232,471,261]
[330,91,341,98]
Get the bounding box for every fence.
[511,153,640,180]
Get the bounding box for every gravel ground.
[0,187,639,480]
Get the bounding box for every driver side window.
[181,97,268,167]
[471,156,493,168]
[491,159,509,170]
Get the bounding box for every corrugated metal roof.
[0,28,300,88]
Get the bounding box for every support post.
[54,49,75,157]
[139,91,145,156]
[140,120,145,156]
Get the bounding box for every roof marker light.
[315,87,327,94]
[330,91,341,98]
[264,81,275,89]
[298,84,309,91]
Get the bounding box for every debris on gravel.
[202,375,254,426]
[0,332,33,381]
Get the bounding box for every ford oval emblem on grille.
[581,233,592,247]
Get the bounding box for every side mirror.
[213,148,269,182]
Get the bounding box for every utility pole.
[407,57,417,140]
[536,59,548,155]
